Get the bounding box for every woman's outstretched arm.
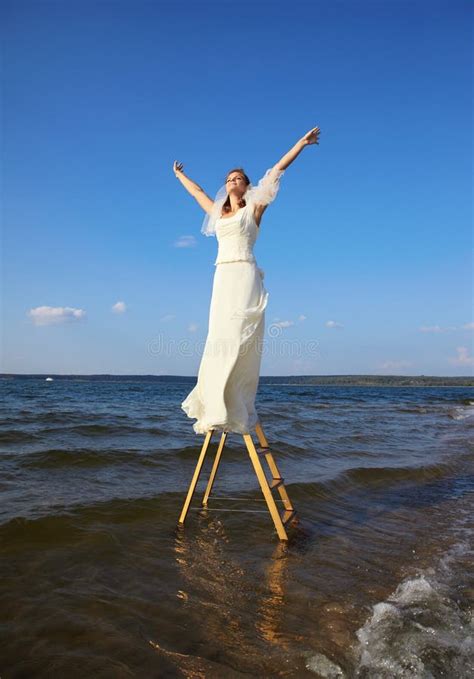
[251,127,321,225]
[273,126,321,172]
[173,160,214,214]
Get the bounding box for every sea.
[1,376,473,678]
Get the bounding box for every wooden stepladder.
[178,420,297,541]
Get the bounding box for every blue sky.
[2,0,472,376]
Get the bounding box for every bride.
[174,126,320,435]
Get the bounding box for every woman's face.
[225,172,246,196]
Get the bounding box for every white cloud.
[325,320,344,328]
[188,322,198,333]
[448,346,474,367]
[160,313,175,322]
[420,323,469,333]
[273,320,294,329]
[173,235,197,248]
[271,315,304,328]
[27,305,86,326]
[112,301,126,314]
[419,325,443,333]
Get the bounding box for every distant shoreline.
[1,374,473,387]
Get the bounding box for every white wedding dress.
[181,167,284,435]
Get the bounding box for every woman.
[175,126,320,435]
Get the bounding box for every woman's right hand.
[173,160,184,175]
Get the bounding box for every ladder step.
[269,478,284,490]
[189,507,270,514]
[280,509,296,525]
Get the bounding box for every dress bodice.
[214,204,259,265]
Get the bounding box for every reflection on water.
[174,521,294,654]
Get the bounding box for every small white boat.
[45,377,54,381]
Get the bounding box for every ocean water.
[1,377,473,677]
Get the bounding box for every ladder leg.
[243,433,289,541]
[255,420,294,512]
[178,428,214,525]
[255,420,269,447]
[202,431,228,506]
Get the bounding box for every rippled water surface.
[1,378,473,677]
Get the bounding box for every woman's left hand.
[302,126,321,145]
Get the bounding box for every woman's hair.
[221,167,250,216]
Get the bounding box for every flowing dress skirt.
[181,261,268,434]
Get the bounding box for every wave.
[40,423,169,436]
[280,461,474,510]
[448,404,474,420]
[352,540,473,677]
[17,447,169,469]
[337,461,460,486]
[305,508,474,679]
[395,406,429,414]
[0,493,178,542]
[286,457,470,492]
[4,453,471,527]
[0,430,41,444]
